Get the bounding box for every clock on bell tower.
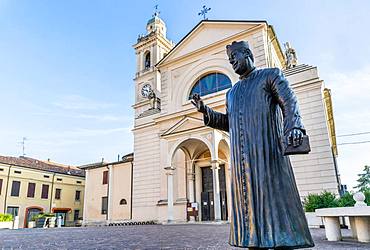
[133,8,174,119]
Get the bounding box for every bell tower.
[133,8,173,118]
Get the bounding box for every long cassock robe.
[203,68,314,249]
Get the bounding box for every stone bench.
[316,206,370,242]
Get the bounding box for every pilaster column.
[107,165,113,222]
[138,51,143,72]
[227,163,232,222]
[187,172,195,203]
[82,169,89,224]
[187,170,195,222]
[164,166,175,223]
[211,160,221,221]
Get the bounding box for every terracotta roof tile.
[0,155,85,177]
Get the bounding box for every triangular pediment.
[157,20,267,66]
[161,116,205,137]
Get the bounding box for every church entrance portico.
[163,131,230,223]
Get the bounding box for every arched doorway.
[24,206,43,228]
[194,150,229,221]
[168,136,229,222]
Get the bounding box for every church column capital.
[211,160,220,170]
[164,166,175,175]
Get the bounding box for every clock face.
[141,83,152,98]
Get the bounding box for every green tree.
[354,165,370,192]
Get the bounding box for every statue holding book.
[192,41,314,249]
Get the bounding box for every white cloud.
[323,65,370,190]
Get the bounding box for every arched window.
[119,199,127,205]
[144,52,151,69]
[189,73,231,100]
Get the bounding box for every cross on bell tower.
[153,4,160,17]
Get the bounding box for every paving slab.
[0,224,369,249]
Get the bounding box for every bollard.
[57,216,62,228]
[13,216,19,229]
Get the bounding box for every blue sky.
[0,0,369,190]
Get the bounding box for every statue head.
[226,41,255,76]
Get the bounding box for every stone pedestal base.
[323,217,342,241]
[355,217,370,242]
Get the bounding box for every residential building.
[0,156,85,228]
[80,153,133,225]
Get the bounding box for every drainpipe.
[130,161,133,220]
[49,173,56,212]
[3,165,12,213]
[331,149,342,196]
[105,165,109,221]
[107,165,114,223]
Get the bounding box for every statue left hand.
[286,128,304,147]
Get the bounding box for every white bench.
[316,206,370,242]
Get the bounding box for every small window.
[119,199,127,205]
[6,206,19,217]
[0,179,3,195]
[76,181,82,184]
[189,72,232,99]
[41,184,49,199]
[43,175,49,178]
[75,190,81,201]
[55,188,61,199]
[74,210,80,221]
[11,181,21,197]
[27,183,36,198]
[101,197,108,214]
[0,168,4,171]
[14,170,21,174]
[102,170,108,185]
[57,178,62,181]
[144,52,151,69]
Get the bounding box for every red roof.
[0,155,85,177]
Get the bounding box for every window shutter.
[101,197,108,214]
[55,188,61,199]
[27,183,36,198]
[11,181,21,197]
[103,170,108,185]
[75,190,81,201]
[41,184,49,199]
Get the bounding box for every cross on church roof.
[198,5,211,20]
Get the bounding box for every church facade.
[82,15,341,225]
[131,16,340,223]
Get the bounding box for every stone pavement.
[0,224,369,249]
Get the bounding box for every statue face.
[228,48,254,75]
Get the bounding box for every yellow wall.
[0,163,85,228]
